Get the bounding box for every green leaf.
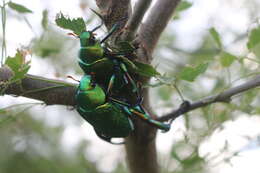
[182,151,204,167]
[179,63,208,82]
[5,50,31,81]
[209,27,222,49]
[118,41,136,53]
[8,2,33,13]
[173,1,192,19]
[176,1,192,13]
[133,61,160,77]
[31,28,67,58]
[219,52,236,67]
[41,10,48,30]
[247,27,260,58]
[158,86,172,101]
[118,56,137,70]
[55,13,86,35]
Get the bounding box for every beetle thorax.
[77,75,106,109]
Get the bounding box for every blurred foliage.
[5,50,31,81]
[209,27,222,49]
[8,2,33,14]
[41,10,49,31]
[218,52,236,67]
[174,1,193,20]
[0,108,100,173]
[247,27,260,58]
[1,0,260,173]
[178,63,208,82]
[153,0,260,172]
[30,9,82,76]
[31,28,67,58]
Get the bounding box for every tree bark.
[94,1,181,173]
[0,66,76,106]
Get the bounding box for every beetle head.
[79,31,96,47]
[79,75,93,90]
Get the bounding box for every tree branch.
[0,66,77,106]
[98,1,182,173]
[158,75,260,122]
[137,0,181,62]
[95,0,131,30]
[120,1,181,173]
[121,0,152,41]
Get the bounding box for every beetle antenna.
[90,8,104,33]
[100,17,128,44]
[100,24,118,43]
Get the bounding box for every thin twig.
[157,75,260,122]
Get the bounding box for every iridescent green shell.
[77,103,133,137]
[78,31,133,96]
[76,75,134,138]
[76,75,106,109]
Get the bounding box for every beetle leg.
[129,106,170,132]
[106,74,115,95]
[109,97,171,132]
[106,61,132,95]
[110,60,138,93]
[106,62,126,95]
[109,97,130,107]
[78,57,108,68]
[119,62,138,92]
[135,83,143,105]
[115,61,143,104]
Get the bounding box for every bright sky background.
[1,0,260,172]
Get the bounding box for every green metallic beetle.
[76,75,170,144]
[76,75,133,144]
[55,12,171,144]
[77,31,138,97]
[73,21,171,144]
[68,20,139,100]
